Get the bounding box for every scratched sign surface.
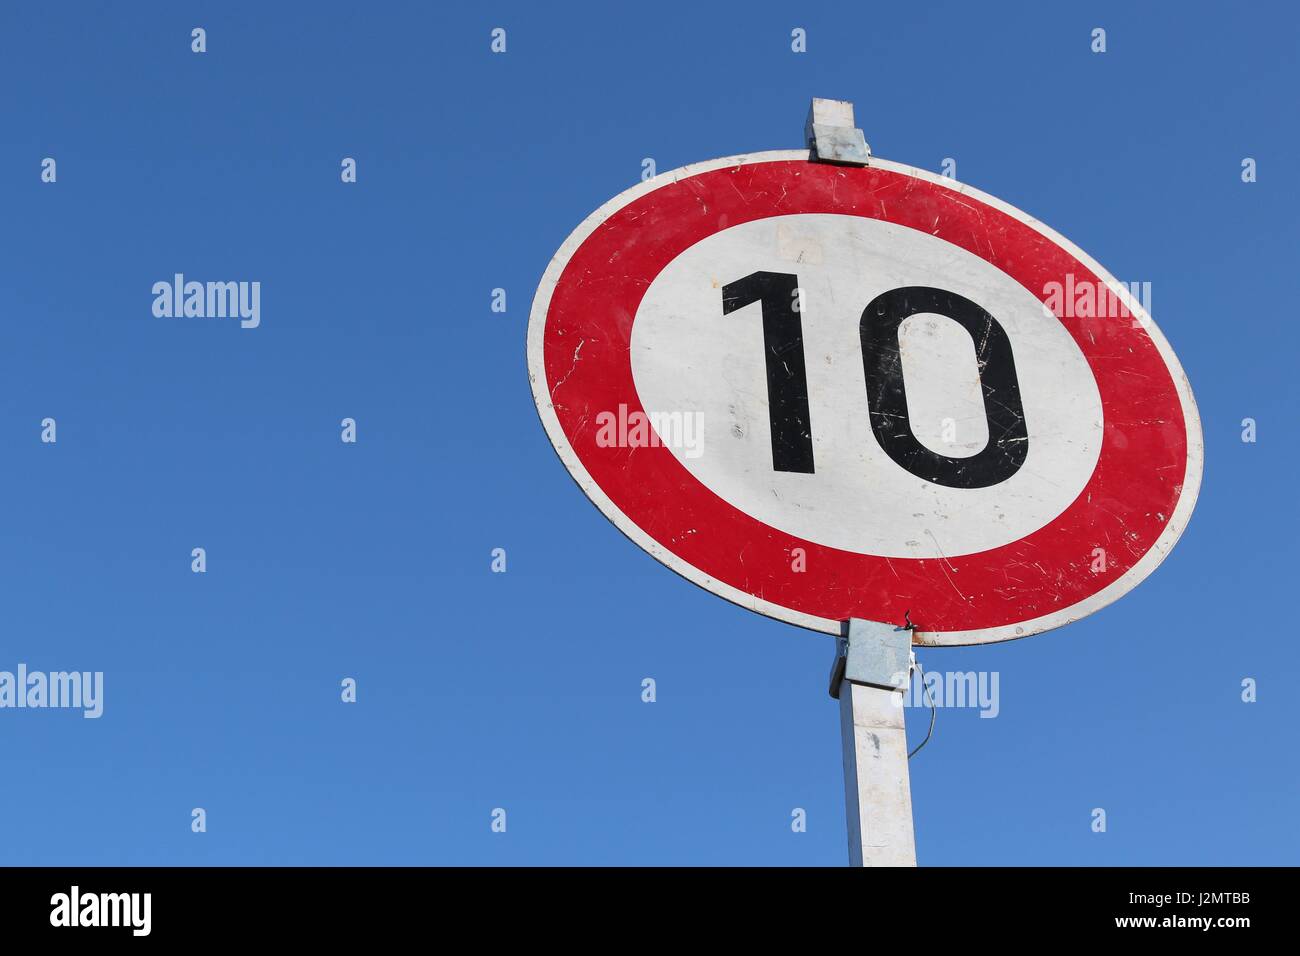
[527,151,1203,645]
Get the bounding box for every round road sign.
[527,151,1203,646]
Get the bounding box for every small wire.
[908,655,937,759]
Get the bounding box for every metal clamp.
[805,98,871,166]
[829,619,912,699]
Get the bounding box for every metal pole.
[811,101,913,867]
[829,619,916,867]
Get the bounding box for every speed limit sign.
[527,146,1202,646]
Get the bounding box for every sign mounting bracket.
[805,97,871,166]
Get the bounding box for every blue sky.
[0,0,1295,865]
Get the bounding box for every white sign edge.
[525,149,1205,647]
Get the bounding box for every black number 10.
[721,272,1029,490]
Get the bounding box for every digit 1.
[721,271,815,474]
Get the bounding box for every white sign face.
[630,213,1104,558]
[528,151,1203,646]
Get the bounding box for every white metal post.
[830,619,916,867]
